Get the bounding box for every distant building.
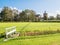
[56,14,60,20]
[49,16,55,20]
[43,11,48,20]
[35,14,41,21]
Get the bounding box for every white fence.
[5,26,16,38]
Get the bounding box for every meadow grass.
[0,22,60,33]
[0,22,60,45]
[0,33,60,45]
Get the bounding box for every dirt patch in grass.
[19,30,60,36]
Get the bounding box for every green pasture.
[0,22,60,45]
[0,33,60,45]
[0,22,60,33]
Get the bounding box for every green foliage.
[19,9,36,22]
[0,33,5,38]
[1,7,13,21]
[0,7,60,22]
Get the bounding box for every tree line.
[0,6,60,22]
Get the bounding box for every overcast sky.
[0,0,60,16]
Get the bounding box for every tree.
[1,7,13,21]
[19,9,36,22]
[28,10,36,22]
[43,11,48,20]
[24,9,36,22]
[19,11,27,22]
[12,9,20,21]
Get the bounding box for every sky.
[0,0,60,17]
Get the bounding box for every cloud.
[13,7,17,10]
[10,6,22,13]
[0,8,2,13]
[48,10,60,17]
[10,7,18,10]
[56,10,60,14]
[48,13,56,17]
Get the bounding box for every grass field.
[0,22,60,45]
[0,22,60,33]
[0,33,60,45]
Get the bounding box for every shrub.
[0,32,5,38]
